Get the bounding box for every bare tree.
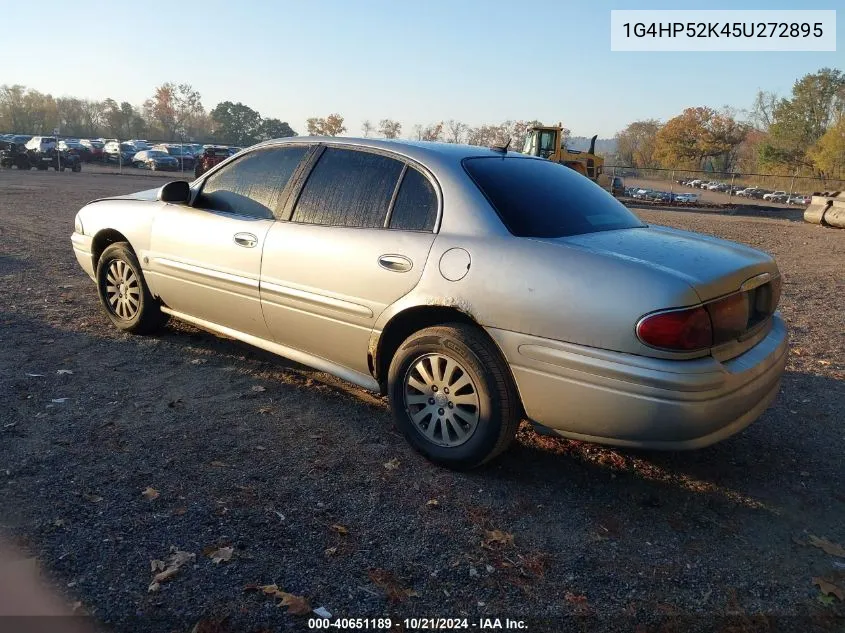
[379,119,402,139]
[420,122,444,142]
[445,120,467,143]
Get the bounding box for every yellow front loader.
[522,124,609,186]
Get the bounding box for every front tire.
[387,324,521,469]
[96,242,168,334]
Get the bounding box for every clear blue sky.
[3,0,842,138]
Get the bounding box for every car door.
[260,146,440,375]
[146,144,310,338]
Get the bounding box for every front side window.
[388,167,438,231]
[292,147,403,228]
[197,145,308,220]
[464,157,644,238]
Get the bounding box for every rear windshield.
[464,157,644,238]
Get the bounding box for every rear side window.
[388,167,438,231]
[292,148,403,228]
[198,146,307,219]
[464,157,644,238]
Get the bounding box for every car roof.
[254,136,535,170]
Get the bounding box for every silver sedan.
[70,138,787,468]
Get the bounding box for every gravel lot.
[1,169,844,632]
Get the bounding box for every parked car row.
[625,187,700,204]
[674,178,811,205]
[0,137,83,172]
[0,133,243,176]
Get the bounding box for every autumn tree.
[808,118,845,178]
[306,113,346,136]
[760,68,845,172]
[378,119,401,139]
[145,82,204,140]
[654,107,748,171]
[615,119,661,168]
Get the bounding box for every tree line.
[0,82,296,146]
[613,67,845,179]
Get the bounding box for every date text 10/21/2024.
[307,617,528,630]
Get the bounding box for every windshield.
[119,144,134,151]
[463,157,644,238]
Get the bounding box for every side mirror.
[157,180,191,204]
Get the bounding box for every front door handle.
[234,232,257,248]
[378,254,413,273]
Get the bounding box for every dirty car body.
[70,138,787,467]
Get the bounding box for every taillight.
[706,292,749,343]
[636,306,713,351]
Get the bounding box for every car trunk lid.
[553,225,778,302]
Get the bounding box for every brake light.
[706,292,749,343]
[637,306,713,351]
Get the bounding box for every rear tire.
[96,242,168,334]
[387,323,521,469]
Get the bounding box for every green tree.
[760,68,845,171]
[256,118,296,141]
[210,101,262,145]
[808,118,845,178]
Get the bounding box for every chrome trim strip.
[741,272,773,292]
[152,257,258,289]
[260,281,374,318]
[159,307,380,392]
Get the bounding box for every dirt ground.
[1,169,844,633]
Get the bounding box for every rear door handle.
[378,254,413,273]
[234,232,257,248]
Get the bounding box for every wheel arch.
[371,305,516,399]
[91,229,133,270]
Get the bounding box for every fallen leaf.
[258,584,311,615]
[251,385,267,393]
[150,560,166,572]
[813,577,844,600]
[209,461,229,468]
[330,524,349,536]
[324,547,338,557]
[172,507,187,516]
[313,606,332,619]
[57,370,73,375]
[189,359,207,365]
[383,458,400,470]
[482,529,514,548]
[426,499,439,508]
[51,398,69,404]
[148,549,195,592]
[208,546,234,564]
[257,407,274,415]
[565,591,588,604]
[368,569,418,603]
[141,487,160,501]
[808,535,845,558]
[82,493,103,503]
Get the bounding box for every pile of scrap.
[804,191,845,228]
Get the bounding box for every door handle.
[378,254,413,273]
[234,232,257,248]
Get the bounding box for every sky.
[2,0,842,139]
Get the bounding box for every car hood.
[545,225,778,301]
[92,187,161,204]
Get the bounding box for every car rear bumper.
[486,314,788,450]
[71,232,95,280]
